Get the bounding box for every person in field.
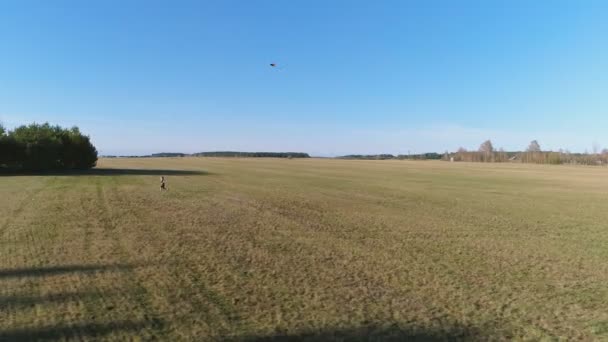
[160,176,167,191]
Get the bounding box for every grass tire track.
[111,185,252,338]
[94,179,168,340]
[0,177,55,237]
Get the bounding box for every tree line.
[338,153,443,160]
[103,152,311,158]
[337,140,608,165]
[447,139,608,165]
[191,151,310,158]
[0,123,97,171]
[5,122,603,168]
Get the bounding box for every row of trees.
[0,123,97,171]
[398,152,443,160]
[192,151,310,158]
[339,154,397,160]
[448,140,608,165]
[338,153,443,160]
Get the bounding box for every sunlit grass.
[1,158,608,340]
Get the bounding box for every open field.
[2,158,608,341]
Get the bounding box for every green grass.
[2,158,608,340]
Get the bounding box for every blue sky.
[1,0,607,156]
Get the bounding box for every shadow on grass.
[0,168,210,176]
[231,323,496,342]
[0,320,162,341]
[0,262,167,340]
[0,263,134,279]
[0,291,117,309]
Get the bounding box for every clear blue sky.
[1,0,607,156]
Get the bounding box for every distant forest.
[103,152,311,158]
[193,152,310,158]
[338,153,443,160]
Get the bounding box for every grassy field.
[2,158,608,341]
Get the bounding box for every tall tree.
[479,140,494,162]
[527,140,541,152]
[479,140,494,153]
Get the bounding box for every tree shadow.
[0,168,210,176]
[230,323,499,342]
[0,291,116,309]
[0,263,134,279]
[0,263,164,340]
[0,320,162,341]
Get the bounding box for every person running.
[160,176,167,191]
